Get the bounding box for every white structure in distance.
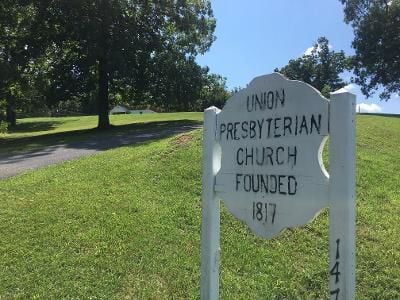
[109,105,156,115]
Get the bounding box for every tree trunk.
[6,100,16,127]
[97,57,111,129]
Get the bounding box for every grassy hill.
[0,114,399,298]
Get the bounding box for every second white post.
[328,90,356,300]
[201,106,221,300]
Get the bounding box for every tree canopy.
[340,0,400,100]
[0,0,220,129]
[275,37,351,98]
[0,1,36,126]
[34,0,217,128]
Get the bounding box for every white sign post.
[201,73,356,299]
[201,106,221,299]
[328,90,356,299]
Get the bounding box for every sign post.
[201,106,221,300]
[329,90,356,299]
[201,73,356,299]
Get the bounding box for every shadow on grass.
[0,119,202,158]
[8,120,67,134]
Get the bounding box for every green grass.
[0,114,399,298]
[0,112,202,154]
[3,113,203,139]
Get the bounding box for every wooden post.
[201,106,221,300]
[329,90,356,300]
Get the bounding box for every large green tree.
[152,53,207,111]
[110,51,229,112]
[30,0,216,128]
[195,73,230,110]
[0,1,35,126]
[340,0,400,100]
[275,37,351,98]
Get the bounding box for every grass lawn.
[0,114,399,298]
[0,112,202,154]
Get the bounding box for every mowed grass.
[0,114,399,298]
[2,112,203,139]
[0,112,202,154]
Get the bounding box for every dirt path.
[0,124,201,179]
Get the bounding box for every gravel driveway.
[0,124,201,180]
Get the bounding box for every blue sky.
[197,0,400,114]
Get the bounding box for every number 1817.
[252,202,276,224]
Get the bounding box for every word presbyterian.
[219,114,323,141]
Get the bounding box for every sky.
[196,0,400,114]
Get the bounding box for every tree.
[141,50,204,111]
[340,0,400,100]
[196,73,231,110]
[275,37,351,98]
[30,0,216,129]
[0,1,35,126]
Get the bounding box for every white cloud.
[304,46,314,56]
[343,83,357,93]
[356,103,382,113]
[304,44,333,56]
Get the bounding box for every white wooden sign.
[201,73,356,300]
[215,73,329,238]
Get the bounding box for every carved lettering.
[235,173,298,195]
[219,114,324,141]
